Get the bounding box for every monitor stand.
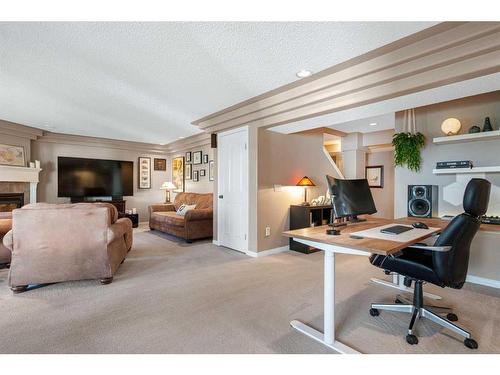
[349,215,366,223]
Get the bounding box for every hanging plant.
[392,132,425,172]
[392,108,426,172]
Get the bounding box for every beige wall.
[366,150,394,219]
[257,129,342,252]
[32,139,169,220]
[168,144,215,197]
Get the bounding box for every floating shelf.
[433,130,500,145]
[433,166,500,175]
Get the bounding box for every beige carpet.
[0,226,499,354]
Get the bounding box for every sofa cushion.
[21,202,118,224]
[154,211,186,227]
[174,192,213,210]
[176,204,197,216]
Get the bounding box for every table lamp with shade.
[160,181,176,203]
[296,176,315,205]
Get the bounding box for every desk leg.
[370,274,442,300]
[290,251,360,354]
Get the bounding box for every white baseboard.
[212,240,219,246]
[246,245,289,258]
[466,275,500,289]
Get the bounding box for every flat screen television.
[58,156,133,198]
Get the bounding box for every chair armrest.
[407,244,452,252]
[107,218,133,246]
[185,208,213,222]
[2,230,13,251]
[149,204,175,214]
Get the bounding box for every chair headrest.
[463,178,490,217]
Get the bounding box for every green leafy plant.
[392,132,426,172]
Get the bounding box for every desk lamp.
[296,176,315,206]
[160,181,176,203]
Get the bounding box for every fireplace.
[0,193,24,213]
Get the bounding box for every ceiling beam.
[193,22,500,133]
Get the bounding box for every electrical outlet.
[265,226,271,237]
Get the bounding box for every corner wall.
[257,129,342,252]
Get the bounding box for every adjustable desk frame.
[284,218,441,354]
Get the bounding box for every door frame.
[217,125,249,253]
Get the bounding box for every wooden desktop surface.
[282,216,500,256]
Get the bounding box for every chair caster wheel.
[446,313,458,321]
[464,338,478,349]
[406,334,418,345]
[395,299,402,304]
[369,308,380,317]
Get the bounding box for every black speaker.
[407,185,438,218]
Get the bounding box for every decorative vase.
[468,125,481,134]
[483,117,493,132]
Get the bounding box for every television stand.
[70,197,126,214]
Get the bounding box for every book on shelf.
[436,160,473,169]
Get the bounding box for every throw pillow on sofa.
[176,204,197,216]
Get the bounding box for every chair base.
[99,277,113,285]
[370,281,478,349]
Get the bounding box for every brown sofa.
[2,202,133,293]
[149,192,213,242]
[0,212,12,268]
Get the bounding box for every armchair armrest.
[149,204,175,214]
[407,244,452,252]
[2,230,13,251]
[185,208,213,222]
[107,218,133,247]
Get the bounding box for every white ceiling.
[327,113,395,134]
[0,22,436,144]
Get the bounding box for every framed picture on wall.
[200,169,206,177]
[154,158,166,171]
[193,170,199,182]
[366,165,384,188]
[209,160,214,181]
[0,143,25,166]
[203,154,209,164]
[185,151,192,163]
[185,163,192,180]
[193,151,202,165]
[172,156,185,192]
[138,157,151,189]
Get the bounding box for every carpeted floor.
[1,226,499,354]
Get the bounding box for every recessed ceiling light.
[178,136,185,139]
[296,69,312,78]
[369,122,377,126]
[159,143,166,146]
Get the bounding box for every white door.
[217,126,248,252]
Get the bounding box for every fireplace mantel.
[0,165,42,203]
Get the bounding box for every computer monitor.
[326,175,377,221]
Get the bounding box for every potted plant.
[392,109,426,172]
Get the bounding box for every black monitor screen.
[58,157,133,198]
[326,175,377,217]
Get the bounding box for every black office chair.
[368,178,491,349]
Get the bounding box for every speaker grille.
[409,199,430,217]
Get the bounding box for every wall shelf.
[433,166,500,175]
[433,130,500,145]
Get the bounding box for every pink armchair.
[3,203,133,293]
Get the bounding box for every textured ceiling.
[0,22,435,144]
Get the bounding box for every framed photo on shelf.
[365,165,384,188]
[193,151,202,165]
[0,143,25,167]
[138,157,151,189]
[193,170,199,182]
[200,169,206,177]
[153,158,166,171]
[203,154,209,164]
[185,163,192,180]
[185,151,192,163]
[209,160,215,181]
[172,156,185,192]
